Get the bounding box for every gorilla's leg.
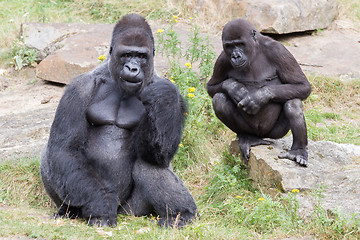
[42,152,119,227]
[275,99,308,166]
[213,93,270,160]
[40,165,63,208]
[118,183,154,216]
[127,158,197,228]
[237,133,271,162]
[55,204,82,219]
[66,166,119,227]
[212,93,250,134]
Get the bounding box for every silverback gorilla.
[40,14,197,227]
[207,19,311,167]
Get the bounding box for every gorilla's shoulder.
[66,62,110,99]
[139,75,182,105]
[262,36,286,52]
[148,75,180,95]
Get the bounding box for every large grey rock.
[241,0,339,34]
[230,136,360,218]
[22,23,113,61]
[36,30,112,84]
[186,0,338,34]
[22,23,113,84]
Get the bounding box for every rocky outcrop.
[185,0,338,34]
[230,136,360,218]
[22,23,113,61]
[22,23,113,84]
[241,0,339,34]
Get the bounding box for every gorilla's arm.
[237,39,311,114]
[44,71,119,214]
[263,40,311,102]
[132,77,186,167]
[207,52,248,104]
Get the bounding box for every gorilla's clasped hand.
[223,79,249,105]
[238,86,273,115]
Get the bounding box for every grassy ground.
[1,0,360,239]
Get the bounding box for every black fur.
[207,19,311,167]
[41,14,197,227]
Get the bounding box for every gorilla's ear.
[251,30,257,42]
[109,46,113,55]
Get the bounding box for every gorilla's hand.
[238,87,274,115]
[222,79,248,105]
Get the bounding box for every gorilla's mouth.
[120,77,143,90]
[122,77,142,84]
[233,60,247,69]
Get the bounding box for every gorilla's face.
[222,19,258,70]
[109,31,154,96]
[223,39,249,69]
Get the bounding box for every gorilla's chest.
[86,92,146,129]
[85,86,146,162]
[86,125,133,161]
[229,64,278,89]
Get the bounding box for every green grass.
[1,0,360,239]
[2,155,360,239]
[304,75,360,144]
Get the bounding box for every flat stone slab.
[280,20,360,78]
[230,136,360,218]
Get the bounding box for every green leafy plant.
[155,16,222,170]
[10,37,37,70]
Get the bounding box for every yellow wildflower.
[185,62,192,69]
[169,76,175,83]
[98,55,106,61]
[157,29,164,33]
[184,112,188,116]
[179,144,184,148]
[187,93,195,98]
[173,15,178,19]
[235,196,242,199]
[189,17,193,20]
[291,189,300,193]
[258,197,265,201]
[188,87,196,93]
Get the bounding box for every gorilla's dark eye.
[237,42,245,47]
[225,43,233,49]
[141,54,148,59]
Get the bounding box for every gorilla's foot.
[158,211,196,228]
[279,149,308,167]
[54,204,82,219]
[88,216,117,227]
[237,133,271,161]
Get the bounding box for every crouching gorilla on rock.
[207,19,311,167]
[40,14,197,227]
